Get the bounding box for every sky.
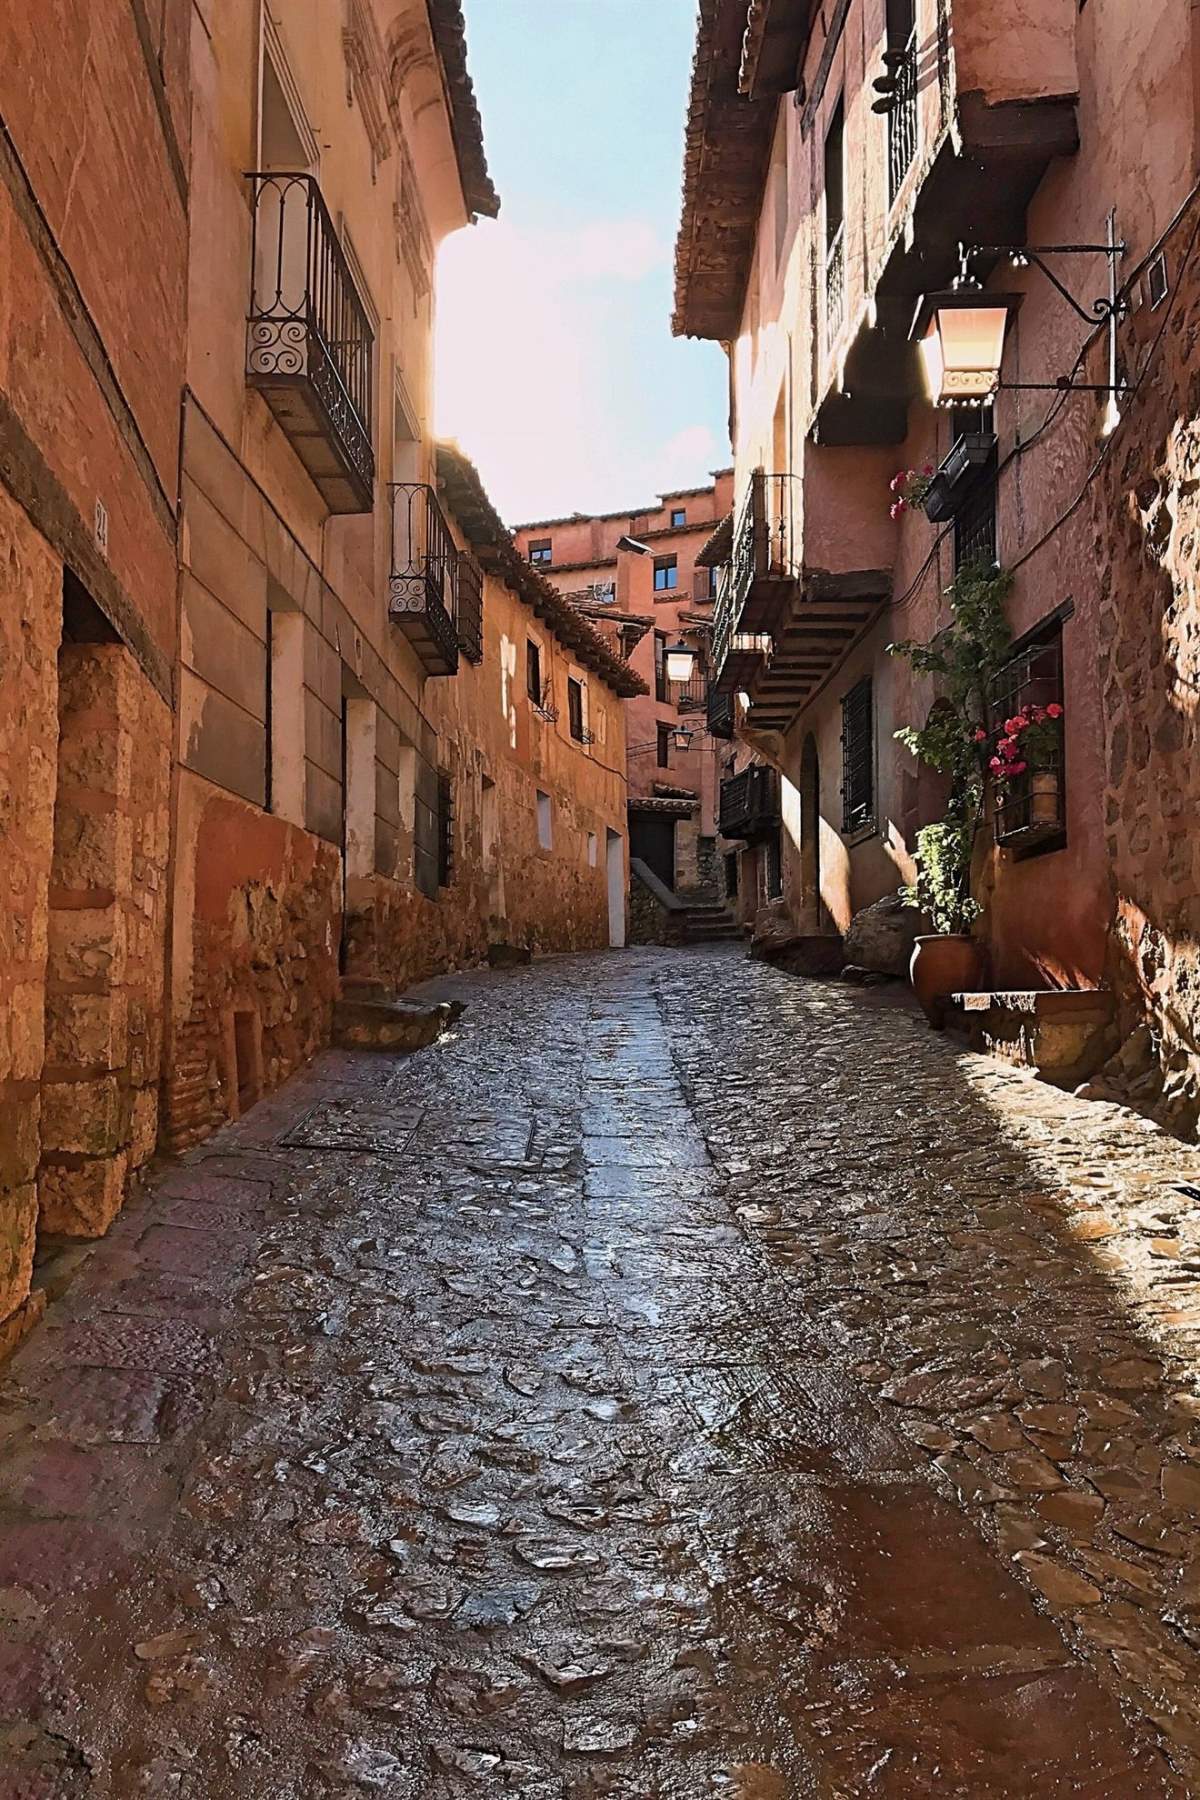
[434,0,729,527]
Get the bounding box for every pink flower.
[1046,702,1063,719]
[989,756,1004,774]
[973,727,988,743]
[998,736,1017,756]
[1029,705,1046,724]
[890,473,906,493]
[922,462,935,476]
[1003,717,1022,736]
[1010,760,1028,775]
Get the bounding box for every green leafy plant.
[888,559,1014,936]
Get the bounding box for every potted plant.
[987,702,1065,831]
[890,559,1014,1020]
[888,464,935,521]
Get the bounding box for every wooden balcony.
[389,483,460,676]
[740,571,891,734]
[719,765,781,842]
[246,173,375,512]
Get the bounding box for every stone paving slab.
[0,949,1198,1792]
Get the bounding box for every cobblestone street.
[5,947,1200,1795]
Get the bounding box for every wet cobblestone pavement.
[6,948,1200,1794]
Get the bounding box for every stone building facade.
[0,4,188,1344]
[514,475,736,908]
[0,1,639,1341]
[675,0,1200,1125]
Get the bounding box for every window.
[654,632,668,703]
[670,508,686,528]
[587,830,598,867]
[567,677,586,742]
[528,538,552,565]
[991,616,1067,854]
[653,555,678,592]
[526,638,542,702]
[536,788,553,850]
[436,769,454,886]
[413,759,440,899]
[657,723,671,768]
[841,677,875,835]
[724,850,739,898]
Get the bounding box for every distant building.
[516,474,764,937]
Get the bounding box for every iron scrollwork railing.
[246,173,375,496]
[389,482,460,671]
[888,33,919,205]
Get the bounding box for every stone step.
[332,994,464,1054]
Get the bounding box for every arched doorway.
[800,733,821,927]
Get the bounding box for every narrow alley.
[2,947,1200,1795]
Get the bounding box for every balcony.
[457,551,484,664]
[389,483,460,676]
[706,686,735,741]
[812,7,1080,449]
[246,173,375,512]
[711,472,800,694]
[719,765,781,842]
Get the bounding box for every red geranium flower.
[1046,702,1063,719]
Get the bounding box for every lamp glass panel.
[665,645,696,683]
[928,303,1010,401]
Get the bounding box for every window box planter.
[923,433,998,523]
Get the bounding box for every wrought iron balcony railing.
[246,173,375,512]
[710,470,796,691]
[456,551,484,664]
[825,223,846,342]
[673,664,709,714]
[719,765,781,842]
[389,483,460,676]
[887,34,919,206]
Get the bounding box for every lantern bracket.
[962,234,1127,328]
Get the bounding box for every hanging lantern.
[910,284,1021,406]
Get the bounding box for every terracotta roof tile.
[428,0,500,221]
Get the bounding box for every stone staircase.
[670,899,746,946]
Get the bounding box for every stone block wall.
[1092,194,1200,1136]
[0,492,60,1327]
[39,646,171,1236]
[165,779,342,1153]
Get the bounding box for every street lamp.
[912,216,1128,420]
[664,639,697,684]
[910,280,1021,407]
[671,725,694,752]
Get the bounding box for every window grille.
[841,677,875,834]
[991,629,1066,852]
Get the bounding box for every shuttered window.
[841,677,875,835]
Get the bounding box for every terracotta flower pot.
[909,933,984,1024]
